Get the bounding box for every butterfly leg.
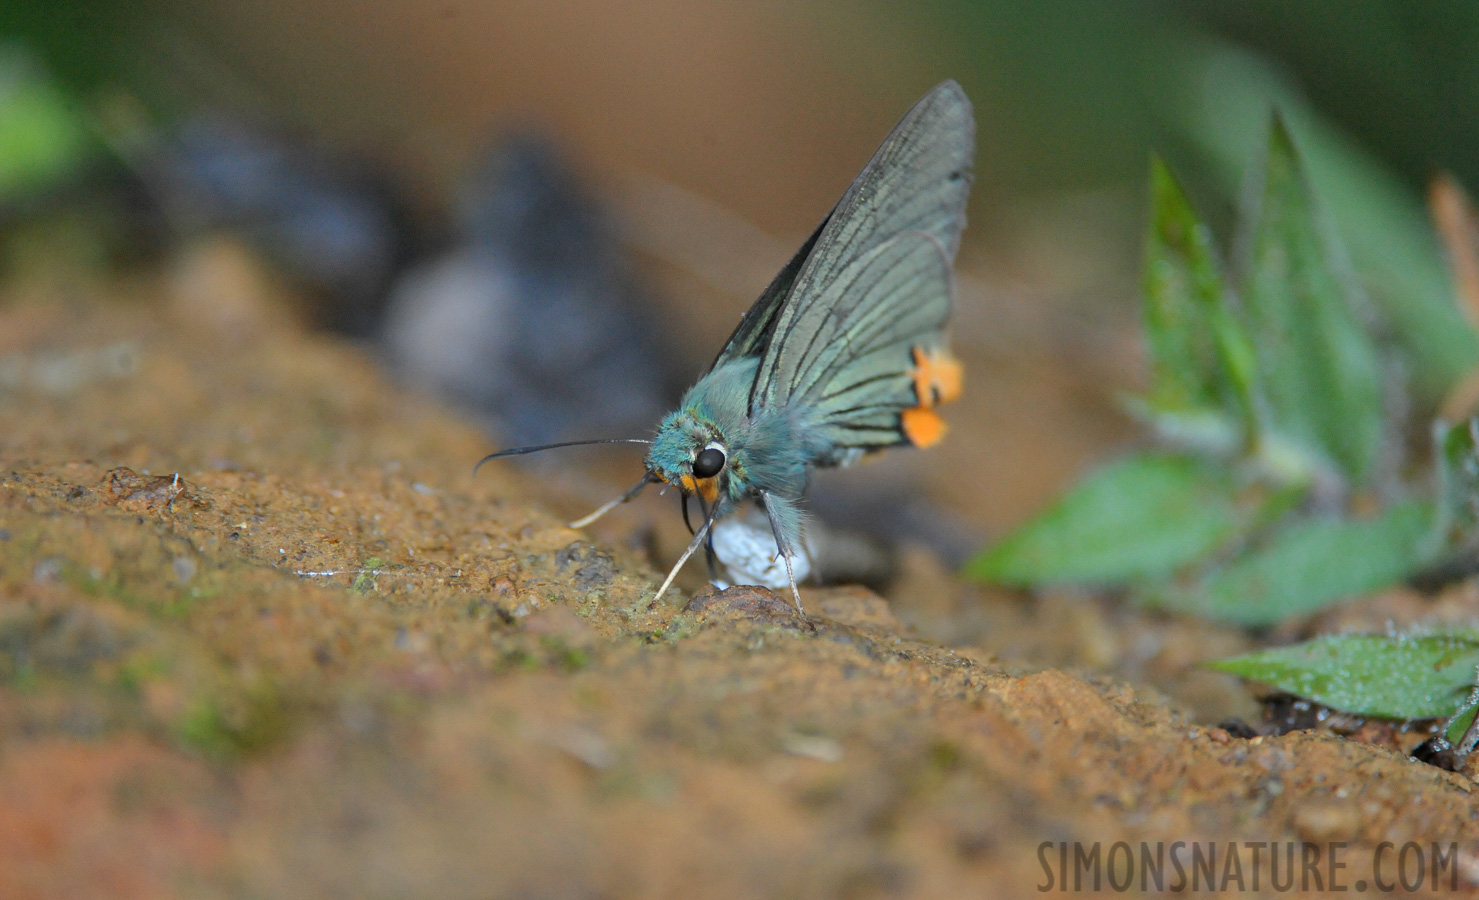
[760,491,806,616]
[653,501,720,604]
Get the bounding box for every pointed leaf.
[1141,158,1262,438]
[1240,117,1386,486]
[1157,45,1476,405]
[1209,633,1479,721]
[965,453,1243,586]
[1307,143,1478,407]
[1144,157,1224,410]
[1157,501,1435,626]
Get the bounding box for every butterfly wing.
[798,229,955,454]
[751,80,974,416]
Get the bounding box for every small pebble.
[1292,801,1362,842]
[172,555,197,584]
[1218,718,1259,739]
[32,557,62,583]
[1412,737,1462,771]
[782,733,844,763]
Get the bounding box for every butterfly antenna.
[653,502,719,604]
[474,438,651,475]
[569,472,656,529]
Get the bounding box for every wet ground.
[4,241,1479,898]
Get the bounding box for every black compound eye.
[692,447,725,479]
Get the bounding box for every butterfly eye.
[692,447,725,479]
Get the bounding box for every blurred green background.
[8,0,1477,233]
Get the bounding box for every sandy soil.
[3,246,1478,898]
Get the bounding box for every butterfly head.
[646,408,730,504]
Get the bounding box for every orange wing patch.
[903,345,962,448]
[910,346,964,408]
[901,407,948,448]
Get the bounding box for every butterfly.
[479,80,975,614]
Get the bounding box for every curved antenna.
[473,438,651,474]
[569,472,656,528]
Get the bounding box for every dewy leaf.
[1445,692,1479,748]
[964,453,1242,586]
[1157,501,1436,626]
[1141,158,1262,439]
[1240,116,1386,487]
[1209,633,1479,721]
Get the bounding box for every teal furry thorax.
[646,357,825,510]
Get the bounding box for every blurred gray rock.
[382,135,677,445]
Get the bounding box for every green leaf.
[1239,116,1386,487]
[1157,501,1436,625]
[1155,43,1478,407]
[1297,131,1479,408]
[1141,158,1262,442]
[1209,633,1479,721]
[1445,695,1479,748]
[1144,157,1224,410]
[965,453,1243,586]
[0,50,92,199]
[1434,418,1479,545]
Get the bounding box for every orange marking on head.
[678,473,720,503]
[901,407,948,448]
[695,476,719,503]
[910,346,964,408]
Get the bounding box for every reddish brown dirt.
[3,254,1479,898]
